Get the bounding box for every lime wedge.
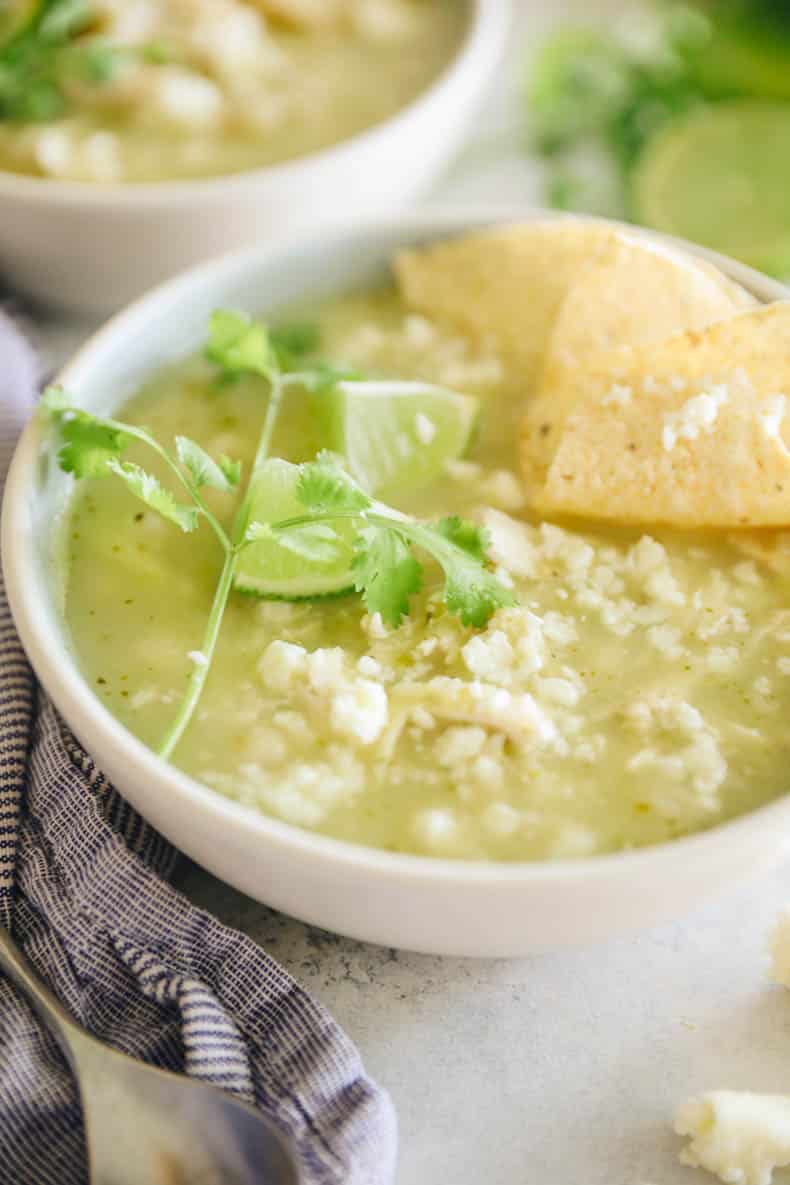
[631,101,790,276]
[234,458,356,598]
[316,381,479,499]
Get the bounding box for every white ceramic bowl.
[4,209,790,958]
[0,0,507,316]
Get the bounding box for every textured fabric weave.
[0,312,397,1185]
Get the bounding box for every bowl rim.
[0,0,506,206]
[5,204,790,891]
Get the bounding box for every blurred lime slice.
[317,380,479,500]
[632,101,790,276]
[234,458,356,599]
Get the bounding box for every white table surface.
[18,3,790,1183]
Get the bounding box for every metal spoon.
[0,923,301,1185]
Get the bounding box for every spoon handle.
[0,922,79,1058]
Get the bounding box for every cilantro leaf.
[106,460,199,532]
[296,450,371,513]
[430,516,490,563]
[352,525,423,628]
[442,560,516,629]
[205,309,275,380]
[411,517,516,628]
[270,322,320,370]
[175,435,239,492]
[58,415,130,478]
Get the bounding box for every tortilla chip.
[522,303,790,528]
[395,220,755,392]
[545,231,756,368]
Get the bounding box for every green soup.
[63,290,790,861]
[0,0,466,182]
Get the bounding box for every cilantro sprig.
[44,309,514,760]
[257,451,515,628]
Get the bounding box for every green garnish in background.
[0,0,175,123]
[43,311,513,759]
[528,0,790,272]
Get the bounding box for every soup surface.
[64,291,790,861]
[0,0,465,182]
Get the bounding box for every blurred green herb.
[527,4,710,217]
[528,0,790,218]
[0,0,175,123]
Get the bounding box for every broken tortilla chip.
[545,231,755,369]
[522,303,790,529]
[395,220,754,393]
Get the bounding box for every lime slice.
[632,101,790,276]
[316,381,479,499]
[234,458,356,598]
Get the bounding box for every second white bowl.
[0,0,507,315]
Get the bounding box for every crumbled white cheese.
[357,655,382,677]
[435,725,487,768]
[646,625,685,661]
[676,1092,790,1185]
[663,383,729,452]
[549,824,597,858]
[777,658,790,676]
[259,640,307,692]
[187,650,209,668]
[537,677,581,708]
[542,611,578,647]
[480,510,537,578]
[481,802,521,837]
[461,630,514,680]
[707,647,739,674]
[392,677,557,743]
[34,128,73,176]
[330,679,389,745]
[154,68,224,126]
[478,469,526,511]
[413,807,458,848]
[305,647,345,692]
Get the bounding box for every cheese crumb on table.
[675,1092,790,1185]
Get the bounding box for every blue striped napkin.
[0,311,397,1185]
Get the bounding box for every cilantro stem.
[157,548,236,761]
[105,418,231,552]
[156,372,286,759]
[233,373,286,541]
